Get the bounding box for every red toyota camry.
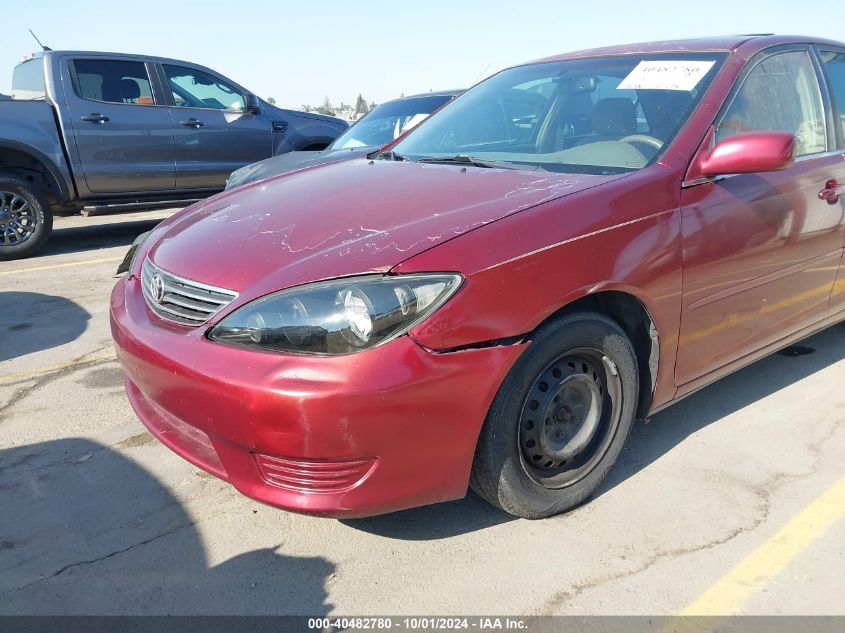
[111,35,845,519]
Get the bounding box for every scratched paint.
[144,158,625,294]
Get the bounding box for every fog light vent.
[254,453,376,493]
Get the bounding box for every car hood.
[225,147,375,189]
[291,109,349,127]
[149,159,624,297]
[263,102,348,128]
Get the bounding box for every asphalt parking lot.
[0,210,843,616]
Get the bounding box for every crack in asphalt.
[0,349,117,420]
[0,344,245,598]
[0,470,242,579]
[535,418,842,615]
[0,522,193,598]
[536,496,773,615]
[0,489,248,599]
[3,444,112,476]
[2,431,156,476]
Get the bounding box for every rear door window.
[819,49,845,147]
[72,59,154,105]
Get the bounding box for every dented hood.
[149,159,622,295]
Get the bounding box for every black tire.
[0,175,53,260]
[470,311,639,519]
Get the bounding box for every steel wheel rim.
[518,347,623,489]
[0,191,37,247]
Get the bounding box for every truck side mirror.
[245,93,261,115]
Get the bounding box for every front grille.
[141,258,237,326]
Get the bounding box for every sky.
[3,0,844,110]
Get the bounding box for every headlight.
[208,274,462,355]
[116,230,152,276]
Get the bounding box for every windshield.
[392,54,725,174]
[331,94,455,149]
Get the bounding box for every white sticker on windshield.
[617,60,716,91]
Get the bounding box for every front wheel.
[470,312,639,518]
[0,176,53,260]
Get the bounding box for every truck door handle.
[80,113,109,123]
[179,118,205,128]
[818,179,843,204]
[272,120,288,132]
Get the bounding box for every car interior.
[73,59,154,105]
[165,66,245,111]
[424,60,715,173]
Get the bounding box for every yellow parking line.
[680,476,845,615]
[0,349,116,385]
[0,256,122,276]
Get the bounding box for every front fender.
[285,117,347,152]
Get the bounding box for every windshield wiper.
[416,155,522,170]
[370,149,408,161]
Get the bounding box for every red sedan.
[111,35,845,519]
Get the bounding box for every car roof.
[18,50,252,94]
[394,90,463,100]
[24,50,209,66]
[529,34,845,64]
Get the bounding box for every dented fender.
[397,167,684,411]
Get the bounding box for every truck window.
[163,65,245,111]
[11,59,46,100]
[71,59,155,105]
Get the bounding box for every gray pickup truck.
[0,51,347,259]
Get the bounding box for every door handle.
[80,113,109,123]
[179,118,205,128]
[818,179,843,204]
[271,120,288,132]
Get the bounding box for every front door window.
[716,50,827,157]
[163,65,245,111]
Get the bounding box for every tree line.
[266,94,377,118]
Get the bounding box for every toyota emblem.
[150,273,165,304]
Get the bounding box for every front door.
[64,57,175,194]
[676,48,845,385]
[161,64,271,190]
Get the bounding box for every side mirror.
[695,131,796,178]
[245,93,261,115]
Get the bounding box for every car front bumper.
[110,275,526,518]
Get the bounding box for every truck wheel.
[0,176,53,260]
[470,312,639,519]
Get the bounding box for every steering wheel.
[620,134,664,150]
